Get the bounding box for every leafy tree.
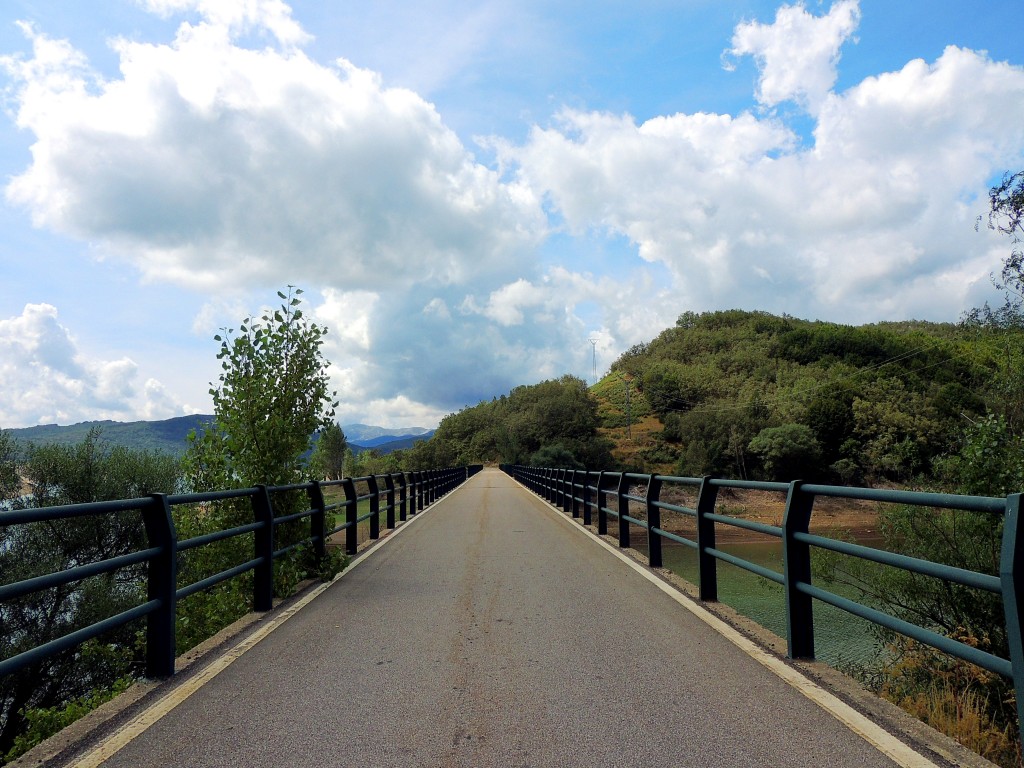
[0,430,179,758]
[985,171,1024,308]
[641,359,716,415]
[852,379,945,480]
[805,385,856,465]
[414,375,612,469]
[0,430,19,502]
[312,423,348,480]
[177,287,342,647]
[747,423,821,481]
[191,286,337,490]
[529,444,584,470]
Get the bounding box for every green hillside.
[6,414,214,456]
[596,309,1019,484]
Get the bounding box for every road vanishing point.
[52,468,968,768]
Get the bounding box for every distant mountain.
[4,416,434,458]
[6,414,215,456]
[353,432,435,448]
[350,431,436,455]
[342,423,432,443]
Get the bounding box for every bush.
[747,423,821,480]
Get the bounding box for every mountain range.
[4,416,434,456]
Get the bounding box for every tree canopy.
[603,309,1016,483]
[184,286,337,490]
[397,375,613,470]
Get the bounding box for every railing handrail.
[0,465,484,682]
[501,463,1024,746]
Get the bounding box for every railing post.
[570,470,580,518]
[397,473,408,522]
[999,493,1024,749]
[561,470,572,513]
[783,480,815,659]
[252,485,274,612]
[617,473,630,548]
[143,493,177,678]
[342,478,358,555]
[368,476,381,540]
[696,476,719,601]
[384,474,396,529]
[646,475,662,568]
[307,481,327,563]
[596,471,608,536]
[582,471,593,526]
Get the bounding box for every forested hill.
[596,309,1023,485]
[5,417,433,458]
[6,414,215,456]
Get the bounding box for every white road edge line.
[530,487,940,768]
[70,484,463,768]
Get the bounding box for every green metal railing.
[0,466,482,681]
[503,464,1024,742]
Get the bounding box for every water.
[638,539,882,669]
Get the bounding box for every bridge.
[4,468,1003,767]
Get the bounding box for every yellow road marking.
[71,493,446,768]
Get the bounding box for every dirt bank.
[625,486,882,543]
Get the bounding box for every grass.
[322,486,416,549]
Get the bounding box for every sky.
[1,0,1022,431]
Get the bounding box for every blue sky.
[1,0,1022,430]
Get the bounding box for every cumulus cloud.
[1,10,545,294]
[725,0,860,112]
[137,0,311,47]
[499,42,1024,324]
[0,304,190,427]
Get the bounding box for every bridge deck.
[86,468,918,767]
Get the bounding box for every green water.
[638,540,882,669]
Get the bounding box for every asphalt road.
[95,468,906,768]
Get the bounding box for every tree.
[967,171,1024,328]
[851,379,944,481]
[747,423,821,481]
[986,171,1024,307]
[0,430,179,759]
[0,430,19,502]
[312,423,347,480]
[529,444,584,470]
[191,286,337,490]
[177,287,341,640]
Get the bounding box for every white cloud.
[725,0,860,112]
[337,394,448,433]
[499,44,1024,325]
[1,13,545,293]
[137,0,311,47]
[0,304,190,427]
